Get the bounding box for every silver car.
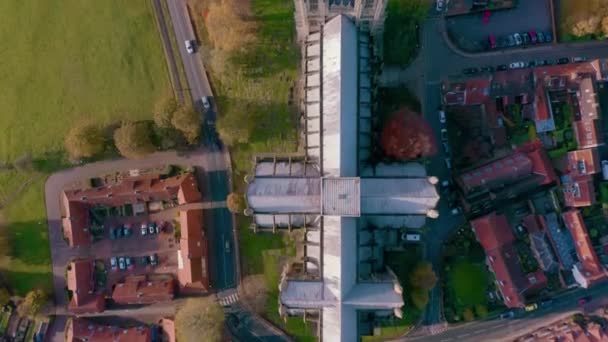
[185,40,195,54]
[513,33,523,46]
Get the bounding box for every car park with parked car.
[462,67,479,75]
[509,61,526,69]
[110,257,118,270]
[513,33,523,46]
[439,110,446,124]
[118,257,126,270]
[557,57,570,65]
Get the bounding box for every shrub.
[113,122,156,159]
[64,120,105,159]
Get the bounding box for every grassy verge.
[159,0,191,104]
[0,0,171,296]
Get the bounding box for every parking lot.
[446,0,553,52]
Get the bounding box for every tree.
[205,0,256,52]
[17,289,46,316]
[217,102,256,145]
[113,122,156,159]
[410,287,429,309]
[475,304,488,318]
[64,120,105,159]
[0,287,9,306]
[410,262,438,291]
[175,297,225,342]
[226,192,246,214]
[154,97,179,128]
[171,106,202,144]
[463,308,475,322]
[380,108,437,160]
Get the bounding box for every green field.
[0,0,169,160]
[0,0,170,295]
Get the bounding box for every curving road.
[380,8,608,341]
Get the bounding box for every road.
[164,0,236,291]
[381,8,608,340]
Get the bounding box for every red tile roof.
[442,78,491,105]
[471,212,547,308]
[578,77,600,121]
[567,149,601,176]
[160,318,176,342]
[573,119,604,149]
[66,259,105,314]
[62,173,201,246]
[111,275,175,305]
[563,175,596,208]
[458,139,557,194]
[66,318,151,342]
[177,210,209,291]
[562,209,607,287]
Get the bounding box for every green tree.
[410,262,438,291]
[227,192,246,214]
[463,308,475,322]
[17,289,46,316]
[64,120,105,159]
[113,122,156,159]
[217,102,256,145]
[176,297,225,342]
[0,287,10,306]
[171,107,202,144]
[410,287,429,309]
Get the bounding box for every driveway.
[446,0,553,52]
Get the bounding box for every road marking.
[472,329,485,335]
[458,333,470,338]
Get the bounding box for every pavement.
[379,5,608,341]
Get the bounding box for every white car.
[185,40,195,54]
[442,142,450,154]
[402,233,421,242]
[440,128,448,142]
[513,33,523,46]
[201,96,211,110]
[436,0,444,11]
[439,110,446,123]
[509,61,526,69]
[444,157,452,169]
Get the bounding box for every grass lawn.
[0,0,169,161]
[449,261,488,308]
[0,0,170,295]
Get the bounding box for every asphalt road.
[164,0,236,291]
[384,9,608,340]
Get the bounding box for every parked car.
[545,31,553,43]
[534,59,547,66]
[109,228,117,240]
[528,60,536,67]
[529,31,538,44]
[439,110,446,123]
[513,33,523,46]
[141,224,148,236]
[123,226,132,238]
[444,157,452,169]
[557,57,570,64]
[509,61,526,69]
[440,128,448,141]
[110,257,118,270]
[402,233,421,242]
[441,180,451,189]
[488,35,496,49]
[500,311,515,319]
[116,227,124,238]
[507,35,516,47]
[185,40,195,54]
[544,59,554,65]
[125,257,133,270]
[521,32,530,45]
[148,222,156,235]
[155,223,161,234]
[140,256,149,266]
[451,207,462,216]
[525,303,538,312]
[578,295,592,306]
[118,257,126,270]
[497,64,508,71]
[572,56,587,63]
[462,67,479,75]
[201,96,211,110]
[480,66,494,72]
[436,0,444,11]
[150,254,158,266]
[442,142,450,154]
[537,31,545,43]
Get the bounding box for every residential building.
[562,209,607,288]
[111,275,175,305]
[65,318,151,342]
[566,149,601,177]
[244,15,440,341]
[562,175,596,208]
[471,212,547,308]
[573,119,604,149]
[66,259,105,314]
[61,173,201,247]
[515,316,608,342]
[177,209,209,292]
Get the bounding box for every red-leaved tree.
[380,108,437,160]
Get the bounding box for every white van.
[402,233,421,242]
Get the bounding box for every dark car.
[528,60,536,67]
[109,228,117,240]
[149,254,158,267]
[123,226,132,237]
[522,32,531,45]
[545,31,553,43]
[529,31,538,44]
[497,64,508,71]
[125,257,134,270]
[544,59,554,65]
[140,256,149,266]
[463,67,479,75]
[480,66,494,72]
[507,35,516,47]
[116,227,124,238]
[537,31,545,43]
[557,57,570,64]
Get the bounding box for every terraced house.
[244,14,440,341]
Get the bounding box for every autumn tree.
[205,0,256,52]
[463,308,475,321]
[217,102,256,145]
[410,262,438,291]
[380,108,437,160]
[65,120,106,159]
[171,106,202,144]
[0,287,9,306]
[113,122,156,159]
[17,289,46,316]
[154,97,179,128]
[176,297,225,342]
[227,192,246,214]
